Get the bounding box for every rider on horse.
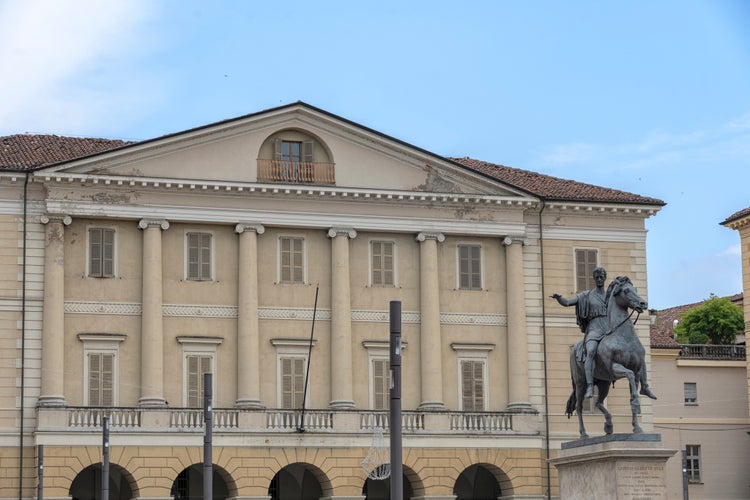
[552,266,609,398]
[552,267,657,400]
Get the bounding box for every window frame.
[574,248,599,293]
[685,444,702,483]
[684,381,698,405]
[277,236,307,284]
[87,226,117,278]
[185,231,214,281]
[369,239,397,287]
[456,243,483,291]
[177,336,223,407]
[363,340,408,410]
[451,342,495,411]
[271,338,316,409]
[78,333,126,407]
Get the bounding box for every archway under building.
[170,463,235,499]
[269,462,330,500]
[362,464,421,500]
[69,463,136,500]
[453,463,512,500]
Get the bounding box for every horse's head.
[606,276,647,313]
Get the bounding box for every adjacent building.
[0,102,666,499]
[649,296,749,499]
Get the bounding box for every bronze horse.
[565,276,649,438]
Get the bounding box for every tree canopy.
[673,294,744,345]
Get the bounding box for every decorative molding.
[45,200,529,237]
[259,307,332,321]
[176,336,224,345]
[40,214,72,226]
[138,219,170,230]
[65,301,142,315]
[327,227,357,239]
[162,304,237,318]
[540,226,647,243]
[416,231,445,243]
[270,338,317,348]
[235,223,265,234]
[440,312,507,326]
[352,310,420,324]
[77,333,127,343]
[362,340,408,350]
[450,342,496,352]
[64,301,507,325]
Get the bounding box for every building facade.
[0,103,665,499]
[650,301,749,500]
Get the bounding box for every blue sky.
[1,0,748,309]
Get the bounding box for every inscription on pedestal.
[616,462,666,499]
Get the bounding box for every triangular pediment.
[38,102,531,199]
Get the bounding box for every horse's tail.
[565,390,576,418]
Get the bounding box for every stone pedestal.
[550,434,676,500]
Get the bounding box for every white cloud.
[0,0,158,135]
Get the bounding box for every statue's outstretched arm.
[550,293,578,307]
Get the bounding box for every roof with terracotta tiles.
[0,134,133,171]
[450,157,665,205]
[721,206,750,225]
[650,293,744,348]
[0,119,663,207]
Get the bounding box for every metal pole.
[389,300,403,500]
[682,449,689,500]
[204,372,213,500]
[102,416,109,500]
[37,444,43,500]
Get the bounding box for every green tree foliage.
[673,294,744,345]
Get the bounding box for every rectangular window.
[187,232,212,281]
[685,445,701,483]
[372,358,390,410]
[684,382,697,405]
[458,244,482,290]
[371,241,395,286]
[88,352,114,406]
[186,354,212,408]
[575,248,598,292]
[461,360,485,411]
[281,357,305,409]
[89,228,115,278]
[279,237,305,283]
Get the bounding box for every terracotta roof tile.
[722,206,750,225]
[451,157,665,205]
[0,134,133,171]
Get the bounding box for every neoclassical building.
[0,102,664,499]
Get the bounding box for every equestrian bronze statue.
[553,273,657,438]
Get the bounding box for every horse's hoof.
[604,423,613,434]
[633,426,643,434]
[580,433,589,440]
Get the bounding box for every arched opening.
[170,463,235,499]
[69,463,136,500]
[269,462,329,500]
[257,129,335,185]
[361,466,418,500]
[453,463,505,500]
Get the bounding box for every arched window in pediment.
[257,129,335,185]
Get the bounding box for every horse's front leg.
[596,381,613,435]
[576,384,588,439]
[610,362,643,434]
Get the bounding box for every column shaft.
[329,228,355,409]
[39,216,70,407]
[236,224,264,408]
[139,220,168,407]
[417,232,445,410]
[505,238,532,412]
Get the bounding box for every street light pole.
[389,300,403,500]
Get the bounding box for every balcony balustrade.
[257,159,335,185]
[40,407,523,435]
[679,344,746,360]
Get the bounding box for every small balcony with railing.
[257,159,335,185]
[678,344,746,360]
